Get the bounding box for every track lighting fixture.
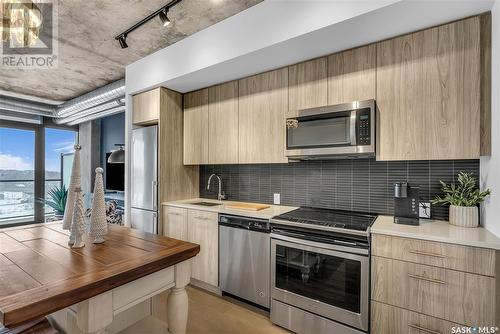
[159,8,171,27]
[117,34,128,49]
[114,0,181,49]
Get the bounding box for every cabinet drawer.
[372,234,496,276]
[371,301,462,334]
[371,256,496,326]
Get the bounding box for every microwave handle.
[349,110,357,146]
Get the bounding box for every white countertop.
[162,198,298,220]
[371,215,500,250]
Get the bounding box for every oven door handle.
[271,232,369,256]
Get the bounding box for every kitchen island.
[0,222,199,334]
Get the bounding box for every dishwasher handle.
[219,214,270,233]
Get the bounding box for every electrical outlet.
[273,193,281,205]
[419,202,431,219]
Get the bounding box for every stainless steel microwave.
[286,99,375,160]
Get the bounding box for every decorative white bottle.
[63,144,81,245]
[89,167,107,244]
[71,186,85,249]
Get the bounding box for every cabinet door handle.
[408,274,445,285]
[193,216,210,221]
[168,212,181,216]
[408,250,446,258]
[408,324,441,334]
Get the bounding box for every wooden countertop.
[0,223,199,328]
[371,215,500,250]
[162,198,298,220]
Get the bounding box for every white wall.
[481,0,500,238]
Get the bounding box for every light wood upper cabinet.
[377,16,484,160]
[288,57,328,117]
[132,88,161,125]
[238,68,288,164]
[187,209,218,287]
[208,81,239,164]
[183,88,209,165]
[328,44,376,105]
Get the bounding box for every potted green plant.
[45,185,68,219]
[432,172,490,228]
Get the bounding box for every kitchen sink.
[190,201,220,207]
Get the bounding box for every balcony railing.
[0,178,62,225]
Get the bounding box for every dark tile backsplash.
[200,158,480,220]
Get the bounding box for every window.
[44,128,77,215]
[0,127,36,223]
[0,120,77,226]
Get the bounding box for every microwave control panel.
[356,108,371,145]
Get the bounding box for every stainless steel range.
[270,207,376,334]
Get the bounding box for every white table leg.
[75,291,113,334]
[167,260,191,334]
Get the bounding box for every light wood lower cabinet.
[371,233,499,332]
[372,234,496,276]
[372,255,496,326]
[162,206,188,241]
[162,207,219,288]
[372,301,462,334]
[187,209,218,287]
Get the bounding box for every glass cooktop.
[272,207,377,232]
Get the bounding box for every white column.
[75,291,113,334]
[167,260,191,334]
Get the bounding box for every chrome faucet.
[207,174,226,201]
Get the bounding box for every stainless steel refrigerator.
[130,125,158,234]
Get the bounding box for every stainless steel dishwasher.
[219,214,270,308]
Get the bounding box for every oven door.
[271,235,369,332]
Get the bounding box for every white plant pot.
[448,205,479,228]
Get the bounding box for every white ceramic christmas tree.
[71,186,85,249]
[89,167,107,244]
[63,144,81,245]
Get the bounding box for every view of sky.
[45,128,76,172]
[0,127,76,173]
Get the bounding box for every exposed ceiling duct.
[0,79,125,125]
[0,95,54,117]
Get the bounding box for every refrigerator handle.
[153,212,158,234]
[152,180,158,210]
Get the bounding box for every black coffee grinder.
[394,182,420,225]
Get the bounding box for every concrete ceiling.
[0,0,262,102]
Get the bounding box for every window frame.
[0,117,77,227]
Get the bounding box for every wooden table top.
[0,223,199,328]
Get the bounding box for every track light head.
[117,34,128,48]
[159,8,170,27]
